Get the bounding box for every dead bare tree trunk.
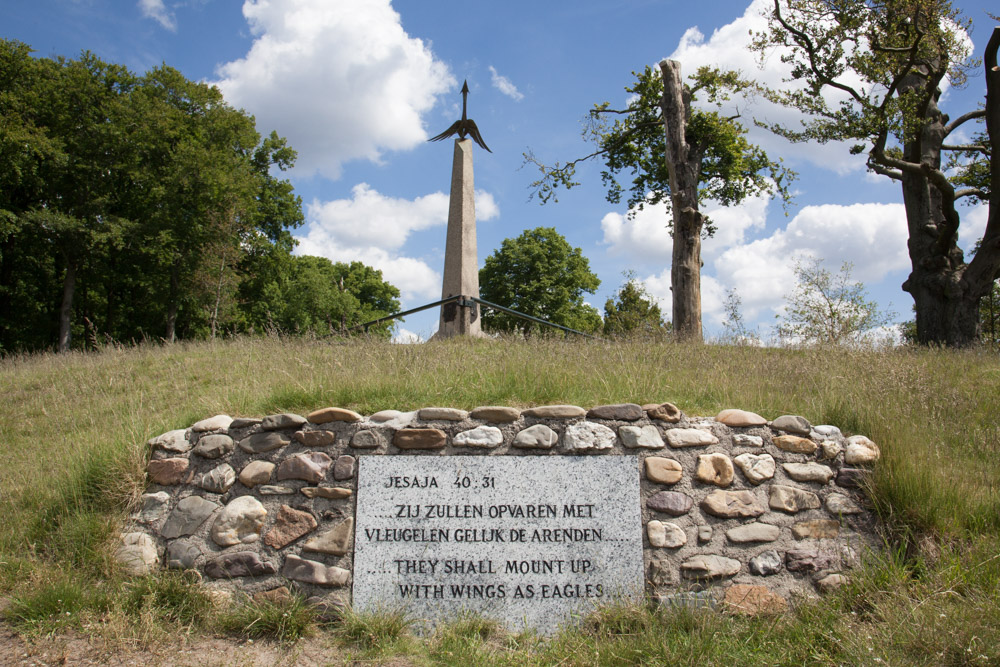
[659,59,703,342]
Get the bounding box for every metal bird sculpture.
[428,80,491,152]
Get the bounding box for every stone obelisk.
[427,80,490,340]
[434,138,484,338]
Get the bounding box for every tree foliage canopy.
[751,1,999,346]
[776,258,895,346]
[603,273,669,338]
[525,65,793,235]
[0,40,397,351]
[479,227,602,335]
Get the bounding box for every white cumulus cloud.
[295,183,498,303]
[212,0,454,179]
[489,66,524,101]
[611,201,910,331]
[138,0,176,31]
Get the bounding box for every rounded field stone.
[726,522,781,543]
[645,402,682,423]
[716,409,767,427]
[587,403,644,420]
[644,457,683,484]
[276,452,334,483]
[770,415,812,435]
[646,520,687,548]
[166,539,201,570]
[191,414,233,432]
[733,434,764,447]
[239,432,290,454]
[283,554,350,587]
[196,463,236,493]
[192,434,234,459]
[160,495,220,538]
[261,413,307,430]
[204,551,278,579]
[563,422,616,451]
[785,549,840,573]
[844,435,880,465]
[826,494,862,515]
[734,453,776,484]
[681,555,740,580]
[300,486,352,499]
[418,407,468,421]
[116,532,159,576]
[696,453,734,487]
[148,429,192,453]
[782,462,835,484]
[701,490,766,518]
[819,440,843,460]
[836,467,867,488]
[239,460,275,487]
[147,457,190,485]
[769,485,822,513]
[724,585,788,615]
[749,550,783,576]
[813,425,844,440]
[513,424,559,449]
[263,505,318,549]
[773,435,818,454]
[259,485,295,495]
[303,518,354,555]
[138,492,171,524]
[665,428,719,448]
[350,430,382,449]
[647,491,694,516]
[521,405,586,419]
[792,519,841,540]
[394,428,447,450]
[453,425,504,448]
[620,425,665,449]
[470,406,521,422]
[307,407,362,424]
[698,526,713,543]
[815,573,849,592]
[334,454,356,480]
[294,430,337,447]
[370,409,403,422]
[211,496,266,547]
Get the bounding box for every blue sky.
[6,0,995,341]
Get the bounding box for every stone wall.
[119,402,880,620]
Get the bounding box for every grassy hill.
[1,336,998,664]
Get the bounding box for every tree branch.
[771,1,866,104]
[954,188,988,200]
[941,143,989,153]
[943,109,986,136]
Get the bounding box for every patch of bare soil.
[0,623,418,667]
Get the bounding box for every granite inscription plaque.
[352,456,644,633]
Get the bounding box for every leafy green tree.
[753,2,999,346]
[776,259,895,346]
[526,63,792,341]
[479,227,602,335]
[0,41,304,351]
[603,272,669,337]
[258,257,399,338]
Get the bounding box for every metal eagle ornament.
[428,80,491,152]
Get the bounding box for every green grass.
[1,335,999,661]
[215,592,317,643]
